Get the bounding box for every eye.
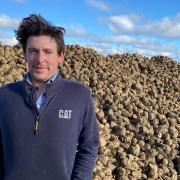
[44,49,52,54]
[28,48,38,53]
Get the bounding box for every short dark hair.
[15,14,65,54]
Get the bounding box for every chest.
[1,94,84,145]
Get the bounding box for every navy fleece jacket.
[0,74,99,180]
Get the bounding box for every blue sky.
[0,0,180,62]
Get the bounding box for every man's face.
[24,35,64,85]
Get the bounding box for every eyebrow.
[27,47,53,51]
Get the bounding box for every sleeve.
[0,130,4,180]
[0,91,5,179]
[71,91,99,180]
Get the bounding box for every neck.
[27,71,58,90]
[32,81,46,90]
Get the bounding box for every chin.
[33,74,49,82]
[31,71,55,82]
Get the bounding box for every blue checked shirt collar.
[24,71,58,112]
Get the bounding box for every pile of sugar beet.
[0,44,179,180]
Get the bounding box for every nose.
[36,51,45,64]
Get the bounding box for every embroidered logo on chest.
[59,109,72,119]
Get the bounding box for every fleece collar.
[22,72,64,110]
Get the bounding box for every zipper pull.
[34,120,39,135]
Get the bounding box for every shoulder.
[62,79,91,96]
[60,78,94,106]
[0,81,24,96]
[0,81,23,90]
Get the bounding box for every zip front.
[30,88,40,135]
[30,86,50,135]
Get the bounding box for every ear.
[58,52,64,64]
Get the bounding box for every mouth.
[33,66,47,69]
[32,66,48,73]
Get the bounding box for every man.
[0,14,99,180]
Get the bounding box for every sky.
[0,0,180,62]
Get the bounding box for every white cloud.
[0,14,20,29]
[63,23,180,61]
[147,15,180,38]
[0,37,18,45]
[83,40,179,61]
[100,35,134,45]
[134,48,172,58]
[108,14,180,39]
[65,25,89,38]
[108,15,135,33]
[0,25,18,46]
[84,42,114,55]
[86,0,110,11]
[95,35,163,52]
